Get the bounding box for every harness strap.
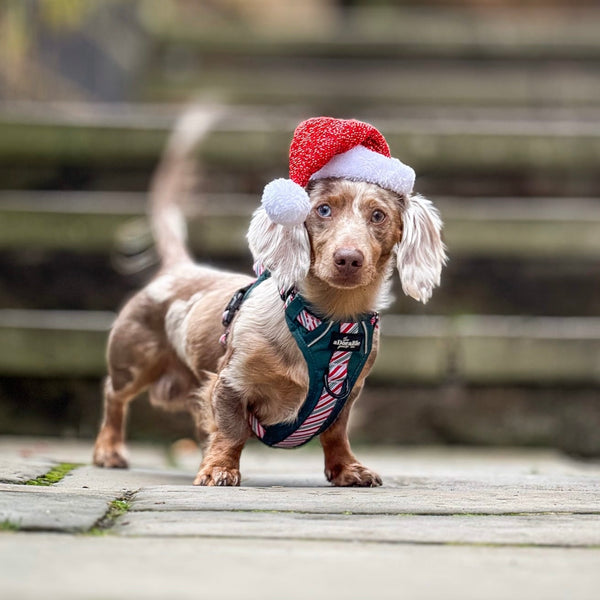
[220,270,377,448]
[219,271,271,345]
[267,319,365,448]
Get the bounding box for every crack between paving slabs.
[104,530,600,550]
[87,490,138,536]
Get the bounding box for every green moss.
[107,499,131,518]
[86,527,107,536]
[25,462,80,486]
[86,496,133,536]
[0,521,20,531]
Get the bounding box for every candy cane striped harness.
[221,270,378,448]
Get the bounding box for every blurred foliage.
[0,0,105,97]
[0,0,332,98]
[34,0,96,31]
[1,2,29,84]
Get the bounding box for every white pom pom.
[261,178,311,227]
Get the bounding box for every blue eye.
[317,204,332,218]
[371,209,386,224]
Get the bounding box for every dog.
[93,111,447,487]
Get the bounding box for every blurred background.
[0,0,599,455]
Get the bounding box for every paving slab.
[0,436,170,468]
[114,510,600,547]
[0,482,114,497]
[131,476,600,514]
[55,465,192,493]
[0,458,56,484]
[1,439,600,600]
[177,443,600,479]
[0,489,111,532]
[1,534,599,600]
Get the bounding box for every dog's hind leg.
[93,374,142,468]
[93,310,165,468]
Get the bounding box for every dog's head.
[247,177,446,307]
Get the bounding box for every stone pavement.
[1,436,599,600]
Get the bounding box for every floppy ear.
[396,193,447,304]
[247,205,310,291]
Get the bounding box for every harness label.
[329,332,364,352]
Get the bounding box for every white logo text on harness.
[329,332,364,352]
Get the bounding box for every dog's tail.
[149,106,220,268]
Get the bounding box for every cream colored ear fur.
[247,206,311,291]
[396,194,447,304]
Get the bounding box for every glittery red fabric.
[289,117,391,187]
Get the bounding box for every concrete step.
[1,310,598,384]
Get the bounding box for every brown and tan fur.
[93,111,446,487]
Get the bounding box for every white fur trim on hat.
[261,178,311,227]
[310,145,415,196]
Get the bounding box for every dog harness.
[221,271,378,448]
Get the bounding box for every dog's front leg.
[194,378,249,486]
[320,387,382,487]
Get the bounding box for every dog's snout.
[333,248,364,275]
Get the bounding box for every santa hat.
[262,117,416,227]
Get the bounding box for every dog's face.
[304,178,403,290]
[247,177,446,305]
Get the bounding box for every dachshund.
[93,110,447,487]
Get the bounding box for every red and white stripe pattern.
[253,261,265,277]
[273,321,358,448]
[248,413,266,439]
[248,306,322,441]
[296,308,322,332]
[284,291,296,309]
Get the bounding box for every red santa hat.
[262,117,416,226]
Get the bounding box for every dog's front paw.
[326,462,382,487]
[93,443,129,469]
[194,466,241,486]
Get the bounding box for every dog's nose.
[333,248,364,275]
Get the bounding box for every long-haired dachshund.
[93,110,447,487]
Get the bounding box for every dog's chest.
[243,295,379,448]
[224,291,309,423]
[226,281,379,440]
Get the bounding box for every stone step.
[1,191,598,259]
[1,104,599,196]
[144,59,600,109]
[147,6,600,62]
[0,310,598,384]
[3,251,597,318]
[143,7,600,108]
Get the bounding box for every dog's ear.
[247,205,310,291]
[396,193,447,304]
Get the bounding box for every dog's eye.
[316,204,332,218]
[371,209,386,224]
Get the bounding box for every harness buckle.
[222,285,252,327]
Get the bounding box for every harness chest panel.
[228,272,378,448]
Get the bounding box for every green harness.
[222,271,378,448]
